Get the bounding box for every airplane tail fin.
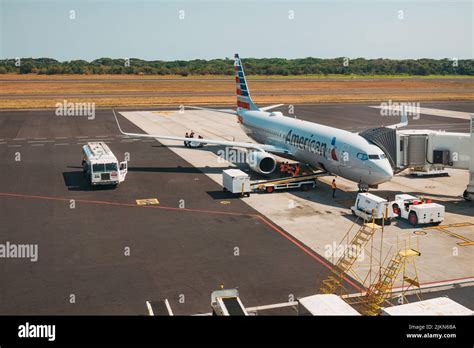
[234,54,259,111]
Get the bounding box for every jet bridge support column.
[465,115,474,201]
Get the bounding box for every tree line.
[1,57,472,76]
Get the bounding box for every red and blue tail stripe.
[234,54,258,110]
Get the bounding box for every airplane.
[114,54,406,188]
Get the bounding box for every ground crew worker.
[294,163,300,176]
[331,179,337,198]
[188,131,195,147]
[184,132,189,147]
[285,162,291,177]
[279,162,285,177]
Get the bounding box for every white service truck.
[351,192,394,226]
[81,142,128,187]
[391,194,445,226]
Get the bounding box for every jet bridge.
[360,115,474,200]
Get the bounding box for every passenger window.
[357,153,368,161]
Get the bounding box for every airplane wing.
[184,105,237,115]
[386,113,408,129]
[260,104,284,111]
[113,110,293,156]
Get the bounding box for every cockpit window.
[357,153,368,161]
[368,154,380,159]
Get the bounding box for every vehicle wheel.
[266,186,274,193]
[408,211,418,226]
[463,190,471,201]
[351,208,356,216]
[223,187,227,191]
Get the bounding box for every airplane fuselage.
[238,109,393,186]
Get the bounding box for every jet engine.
[247,151,277,175]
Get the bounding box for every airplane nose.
[377,160,393,183]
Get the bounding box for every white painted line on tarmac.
[55,137,68,139]
[13,138,25,141]
[7,144,21,147]
[0,142,6,145]
[31,143,44,146]
[27,140,55,143]
[54,143,69,146]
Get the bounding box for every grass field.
[1,74,473,109]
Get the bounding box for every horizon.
[2,56,471,63]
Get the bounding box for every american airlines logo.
[284,130,328,157]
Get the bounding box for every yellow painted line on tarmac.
[152,111,175,116]
[423,222,473,230]
[423,222,474,246]
[136,198,160,206]
[219,201,231,205]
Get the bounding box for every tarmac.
[0,108,358,315]
[0,101,472,314]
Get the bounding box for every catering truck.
[81,142,128,187]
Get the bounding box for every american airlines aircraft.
[114,54,404,187]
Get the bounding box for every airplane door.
[337,143,350,176]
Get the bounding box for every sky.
[1,0,472,61]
